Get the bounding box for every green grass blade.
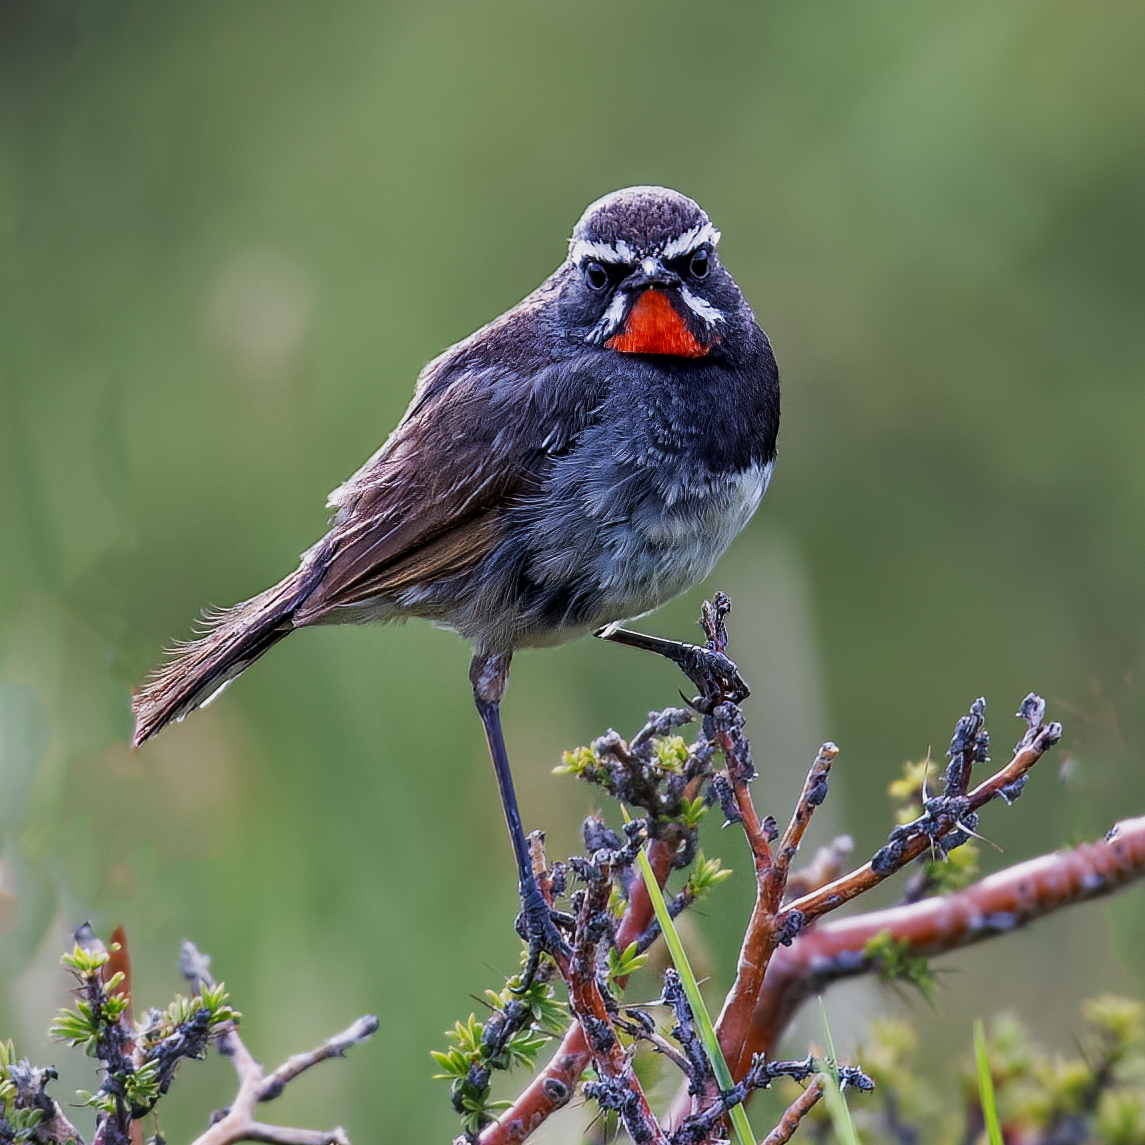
[974,1017,1004,1145]
[818,997,860,1145]
[630,821,755,1145]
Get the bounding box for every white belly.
[596,460,772,621]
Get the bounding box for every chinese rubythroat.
[133,186,780,970]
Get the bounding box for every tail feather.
[132,546,331,747]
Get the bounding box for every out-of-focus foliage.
[1,1,1143,1141]
[789,1000,1145,1143]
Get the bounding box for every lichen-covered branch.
[743,814,1145,1064]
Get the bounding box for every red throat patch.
[607,289,711,358]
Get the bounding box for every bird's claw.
[513,879,572,991]
[673,644,750,712]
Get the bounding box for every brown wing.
[294,347,608,621]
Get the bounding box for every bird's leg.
[470,652,571,986]
[594,604,749,712]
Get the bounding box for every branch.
[712,742,837,1077]
[260,1018,381,1102]
[174,940,377,1144]
[770,744,839,908]
[744,813,1145,1064]
[758,1078,825,1145]
[775,697,1062,932]
[565,840,668,1145]
[476,836,680,1145]
[188,1017,378,1145]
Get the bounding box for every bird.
[132,185,780,970]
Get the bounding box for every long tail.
[131,541,333,748]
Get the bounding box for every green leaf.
[677,796,709,829]
[819,998,861,1145]
[924,839,980,895]
[974,1017,1004,1145]
[652,735,689,775]
[124,1059,161,1110]
[625,806,754,1145]
[607,942,649,984]
[61,944,109,974]
[686,851,733,899]
[553,745,600,778]
[863,930,935,1002]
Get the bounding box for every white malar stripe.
[659,221,721,261]
[591,290,630,342]
[679,284,724,327]
[569,237,638,266]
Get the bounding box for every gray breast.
[517,455,772,636]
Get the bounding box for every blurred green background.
[2,0,1144,1139]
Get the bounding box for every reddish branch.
[713,702,1061,1081]
[759,1078,825,1145]
[770,745,839,908]
[477,836,679,1145]
[714,739,838,1080]
[743,813,1145,1065]
[777,710,1061,933]
[565,847,667,1144]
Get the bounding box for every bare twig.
[566,843,668,1145]
[709,703,772,879]
[237,1126,349,1145]
[178,943,377,1145]
[775,699,1061,933]
[260,1017,381,1102]
[711,738,837,1092]
[782,836,854,903]
[759,1078,825,1145]
[770,743,839,908]
[189,1016,377,1145]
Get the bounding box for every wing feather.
[295,350,609,622]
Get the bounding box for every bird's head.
[559,186,742,358]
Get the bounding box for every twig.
[770,744,839,908]
[775,699,1061,933]
[566,844,668,1145]
[232,1124,349,1145]
[189,1016,377,1145]
[782,836,854,903]
[759,1078,825,1145]
[711,741,835,1094]
[177,943,376,1145]
[259,1018,381,1102]
[476,827,685,1144]
[709,703,772,879]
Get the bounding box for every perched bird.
[133,186,780,966]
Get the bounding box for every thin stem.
[769,744,838,911]
[778,717,1061,930]
[759,1077,825,1145]
[476,831,683,1145]
[633,832,754,1145]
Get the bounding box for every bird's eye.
[689,249,710,279]
[584,261,609,292]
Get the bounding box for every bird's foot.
[595,595,750,713]
[664,641,750,712]
[513,878,572,990]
